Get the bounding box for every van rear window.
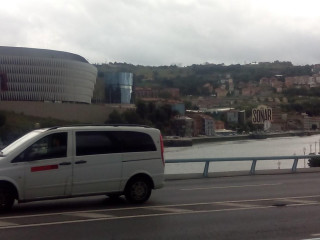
[76,131,156,156]
[116,131,157,153]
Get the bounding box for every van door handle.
[59,162,71,166]
[75,160,87,164]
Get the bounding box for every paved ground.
[1,172,320,240]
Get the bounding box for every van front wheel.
[0,188,14,211]
[125,177,151,204]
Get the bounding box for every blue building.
[104,72,133,104]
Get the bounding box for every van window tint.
[116,131,157,152]
[76,131,156,156]
[76,132,121,156]
[12,132,67,162]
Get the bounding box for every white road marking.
[0,221,18,227]
[0,199,319,230]
[281,198,318,204]
[1,194,319,223]
[181,183,283,191]
[149,207,193,213]
[216,202,259,208]
[0,205,277,230]
[64,212,114,218]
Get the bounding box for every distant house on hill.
[215,88,228,98]
[134,87,180,100]
[226,110,246,124]
[241,86,260,96]
[172,116,193,137]
[186,113,215,136]
[215,120,225,130]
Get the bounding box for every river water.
[164,134,320,174]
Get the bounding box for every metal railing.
[165,155,316,177]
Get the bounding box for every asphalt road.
[1,172,320,240]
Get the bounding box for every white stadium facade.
[0,46,97,104]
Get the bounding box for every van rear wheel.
[0,188,14,211]
[125,177,151,204]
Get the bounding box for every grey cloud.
[1,0,320,66]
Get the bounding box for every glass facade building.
[104,72,133,104]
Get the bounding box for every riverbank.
[163,130,320,147]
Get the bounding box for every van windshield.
[1,129,47,156]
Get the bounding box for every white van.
[0,125,165,211]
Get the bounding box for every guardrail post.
[203,161,210,177]
[250,160,257,175]
[292,157,298,172]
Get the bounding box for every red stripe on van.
[31,165,59,172]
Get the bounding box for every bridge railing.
[165,155,317,177]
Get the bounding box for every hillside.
[95,61,313,96]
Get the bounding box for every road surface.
[1,172,320,240]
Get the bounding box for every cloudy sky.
[1,0,320,66]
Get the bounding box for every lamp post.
[303,147,306,168]
[310,144,312,154]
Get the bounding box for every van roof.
[45,124,154,131]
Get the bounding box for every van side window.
[12,132,67,162]
[116,131,157,152]
[75,131,156,156]
[76,132,121,156]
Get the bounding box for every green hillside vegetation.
[95,61,312,95]
[106,101,177,135]
[95,61,320,120]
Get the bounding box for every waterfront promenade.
[164,132,320,177]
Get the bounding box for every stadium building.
[0,46,97,104]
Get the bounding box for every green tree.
[123,110,144,124]
[106,110,125,124]
[159,91,172,99]
[0,112,6,127]
[106,100,179,133]
[136,101,147,119]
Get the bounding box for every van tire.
[0,187,14,211]
[125,177,152,204]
